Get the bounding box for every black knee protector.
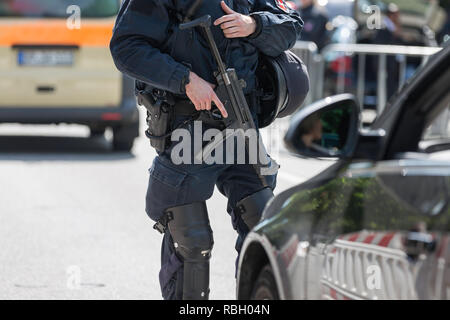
[235,188,274,230]
[165,202,213,300]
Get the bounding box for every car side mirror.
[284,94,360,159]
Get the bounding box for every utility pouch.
[136,84,174,153]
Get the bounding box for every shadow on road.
[0,135,135,162]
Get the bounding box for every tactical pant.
[145,116,277,300]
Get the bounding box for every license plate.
[18,50,74,66]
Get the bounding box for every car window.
[0,0,120,18]
[420,95,450,154]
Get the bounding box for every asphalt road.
[0,112,332,300]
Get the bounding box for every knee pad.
[235,188,274,230]
[165,201,213,300]
[166,202,214,260]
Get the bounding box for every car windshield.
[0,0,120,18]
[421,93,450,149]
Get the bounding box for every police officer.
[297,0,329,50]
[110,0,303,300]
[371,3,405,100]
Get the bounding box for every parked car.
[237,45,450,300]
[0,0,139,151]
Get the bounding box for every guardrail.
[291,41,443,115]
[291,41,321,106]
[318,44,442,114]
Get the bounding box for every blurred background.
[0,0,448,299]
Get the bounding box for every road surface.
[0,112,333,300]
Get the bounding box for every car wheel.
[112,121,139,152]
[250,264,279,300]
[89,127,106,137]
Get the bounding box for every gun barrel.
[202,20,228,76]
[179,15,228,76]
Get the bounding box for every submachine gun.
[179,15,279,187]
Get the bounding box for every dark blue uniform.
[111,0,303,94]
[110,0,303,300]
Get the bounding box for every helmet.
[256,50,310,128]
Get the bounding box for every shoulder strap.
[170,0,203,22]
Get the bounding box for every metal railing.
[291,41,322,106]
[318,44,442,114]
[291,41,443,115]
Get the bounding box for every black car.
[237,45,450,300]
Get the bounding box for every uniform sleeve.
[247,0,303,57]
[110,0,190,94]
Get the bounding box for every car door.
[314,158,449,300]
[306,50,450,300]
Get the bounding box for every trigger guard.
[210,107,222,119]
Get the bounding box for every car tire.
[250,264,279,300]
[112,121,139,152]
[89,127,106,137]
